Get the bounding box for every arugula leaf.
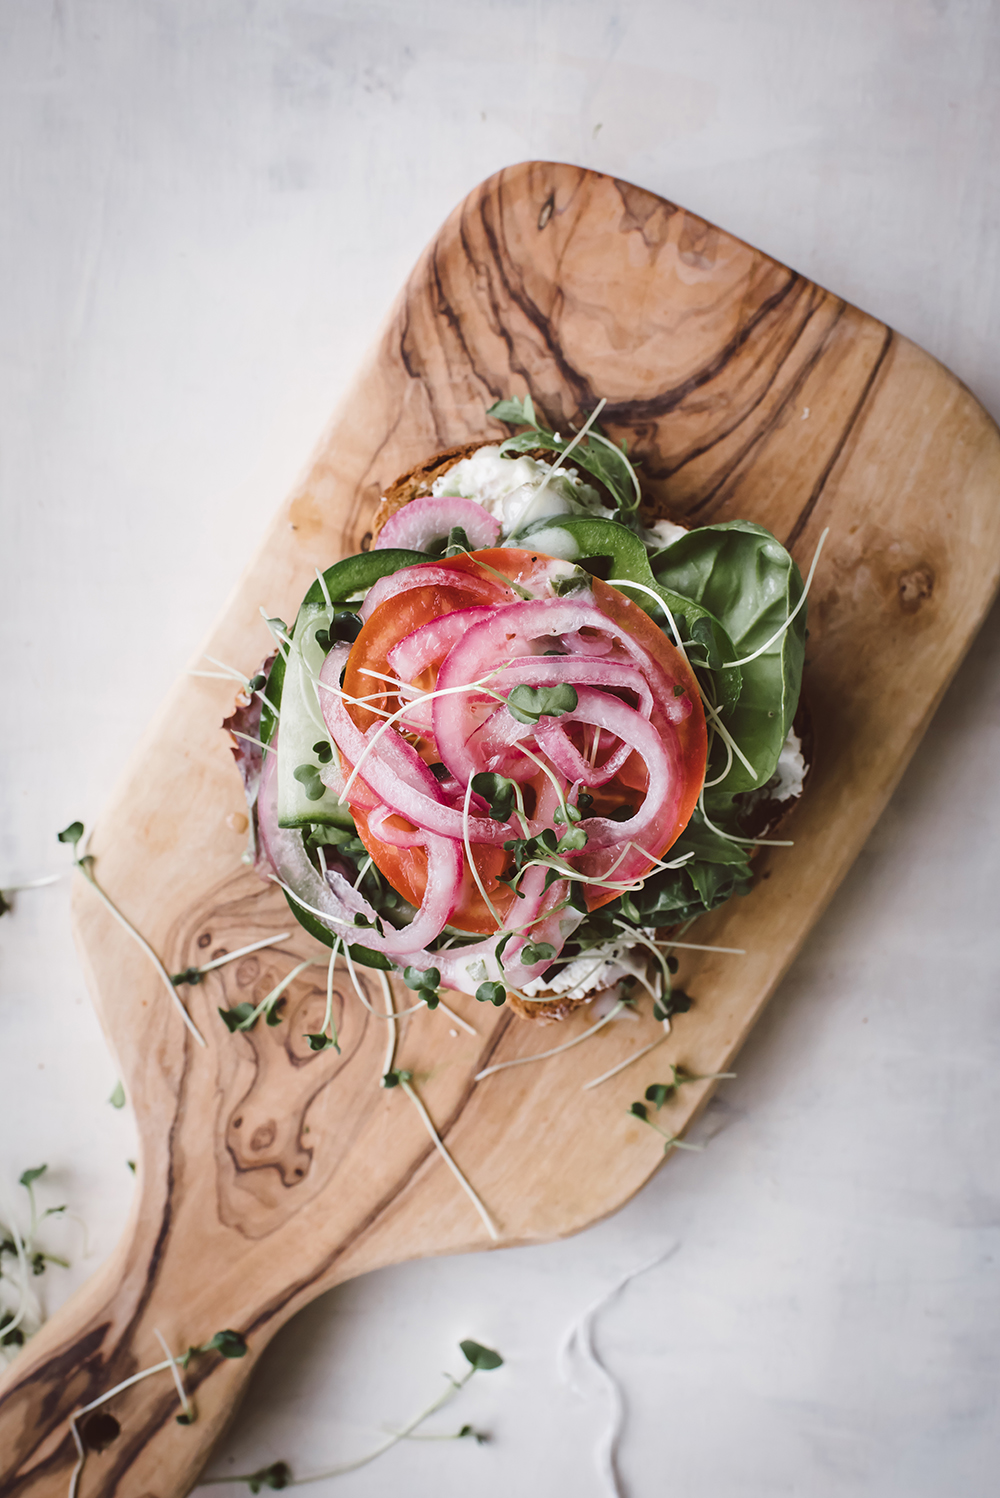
[653,521,805,793]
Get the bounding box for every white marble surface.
[2,2,999,1494]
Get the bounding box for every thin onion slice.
[374,496,500,554]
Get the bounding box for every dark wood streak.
[0,1327,109,1497]
[680,302,847,518]
[480,171,594,412]
[241,1008,516,1341]
[599,271,807,426]
[5,1010,522,1493]
[785,324,895,548]
[655,290,834,492]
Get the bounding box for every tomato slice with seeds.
[340,550,706,934]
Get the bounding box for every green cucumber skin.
[261,548,428,749]
[276,603,350,829]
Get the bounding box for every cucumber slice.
[276,603,355,829]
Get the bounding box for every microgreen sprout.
[627,1064,735,1153]
[66,1329,249,1497]
[57,822,207,1048]
[293,764,326,801]
[442,524,473,556]
[313,612,363,652]
[626,1102,702,1155]
[475,1000,627,1081]
[218,958,321,1033]
[470,771,517,823]
[2,1165,73,1364]
[0,872,62,916]
[201,1339,503,1489]
[476,981,507,1006]
[384,1072,499,1240]
[305,941,342,1053]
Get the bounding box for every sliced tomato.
[340,551,706,933]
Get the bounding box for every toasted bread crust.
[371,441,488,541]
[371,442,597,543]
[506,989,587,1023]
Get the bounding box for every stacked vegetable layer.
[256,549,707,997]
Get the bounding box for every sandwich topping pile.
[228,396,811,1025]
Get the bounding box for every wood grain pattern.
[1,160,998,1497]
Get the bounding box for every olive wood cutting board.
[2,161,999,1498]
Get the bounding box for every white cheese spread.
[432,445,614,537]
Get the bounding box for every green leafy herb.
[653,990,693,1023]
[293,764,327,801]
[19,1166,47,1189]
[556,826,587,853]
[218,1003,258,1033]
[312,740,334,764]
[645,1082,674,1109]
[471,772,516,823]
[443,525,472,556]
[108,1081,126,1109]
[0,1315,25,1348]
[305,1032,336,1052]
[488,394,641,521]
[653,521,806,793]
[551,568,592,597]
[519,941,556,966]
[182,1329,249,1368]
[206,1329,248,1358]
[402,966,440,991]
[459,1339,504,1371]
[170,966,203,986]
[505,683,578,725]
[248,1464,292,1493]
[314,612,363,651]
[475,981,507,1006]
[56,822,84,849]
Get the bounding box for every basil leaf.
[653,521,805,793]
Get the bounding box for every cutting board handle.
[0,1225,267,1497]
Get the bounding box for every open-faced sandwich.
[226,396,812,1031]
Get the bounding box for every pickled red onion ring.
[374,496,500,554]
[359,562,511,622]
